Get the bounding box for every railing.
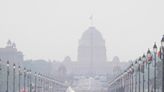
[0,59,68,92]
[108,35,164,92]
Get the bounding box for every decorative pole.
[13,64,16,92]
[153,43,157,92]
[6,61,9,92]
[147,48,152,92]
[131,64,134,92]
[29,70,32,92]
[24,68,26,91]
[142,54,146,92]
[35,72,37,92]
[161,35,164,92]
[18,66,21,92]
[138,57,142,92]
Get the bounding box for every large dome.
[79,27,105,47]
[78,26,107,62]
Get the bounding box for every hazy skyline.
[0,0,164,61]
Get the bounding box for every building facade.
[0,40,23,65]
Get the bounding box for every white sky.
[0,0,164,61]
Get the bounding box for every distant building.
[112,56,123,77]
[62,26,127,77]
[0,40,24,65]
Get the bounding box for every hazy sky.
[0,0,164,61]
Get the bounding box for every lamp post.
[128,65,132,92]
[24,68,26,91]
[134,60,137,92]
[138,57,142,92]
[38,73,41,92]
[131,64,134,92]
[29,70,32,92]
[6,61,9,92]
[35,72,37,92]
[129,68,131,92]
[0,59,1,92]
[147,49,151,92]
[153,43,157,92]
[18,66,21,92]
[142,54,146,92]
[40,74,43,92]
[161,35,164,92]
[27,70,30,92]
[13,64,16,92]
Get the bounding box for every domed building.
[78,26,107,63]
[61,26,128,77]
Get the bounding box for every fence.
[108,35,164,92]
[0,59,68,92]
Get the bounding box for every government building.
[61,26,127,77]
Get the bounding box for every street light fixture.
[38,73,41,92]
[6,61,9,92]
[130,63,134,92]
[13,64,16,92]
[134,60,138,92]
[18,66,21,92]
[153,42,157,92]
[24,68,26,91]
[26,70,30,92]
[138,57,142,92]
[29,70,32,92]
[35,72,37,92]
[147,48,151,92]
[142,54,146,92]
[161,35,164,92]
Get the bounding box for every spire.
[89,15,94,26]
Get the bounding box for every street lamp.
[29,70,32,92]
[130,63,134,92]
[35,72,37,92]
[142,54,146,92]
[134,60,138,92]
[6,61,9,92]
[26,70,30,92]
[161,35,164,92]
[0,59,1,92]
[128,65,131,92]
[18,66,21,92]
[153,42,157,92]
[147,48,152,92]
[24,68,26,91]
[40,74,43,92]
[138,57,142,92]
[13,64,16,92]
[38,73,41,92]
